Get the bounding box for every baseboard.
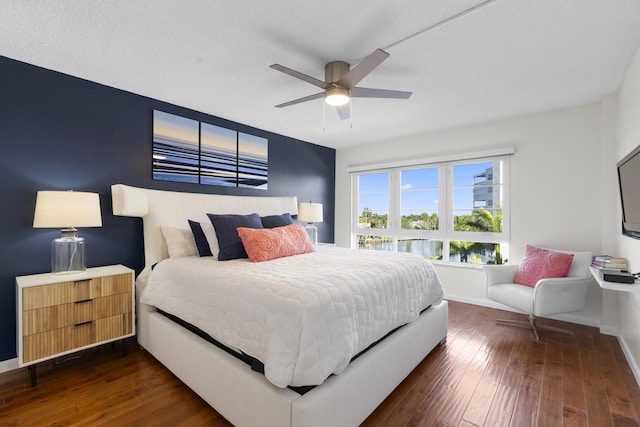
[618,334,640,388]
[0,357,19,374]
[445,294,504,310]
[546,311,600,329]
[444,294,600,328]
[599,325,619,336]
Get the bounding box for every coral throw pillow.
[237,224,314,262]
[514,245,574,287]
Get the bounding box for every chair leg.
[495,316,539,339]
[529,315,539,340]
[495,314,575,340]
[531,317,575,337]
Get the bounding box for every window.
[352,156,509,265]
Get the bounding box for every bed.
[111,183,448,427]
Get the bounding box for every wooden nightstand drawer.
[95,293,133,318]
[22,292,133,336]
[96,313,133,342]
[92,273,132,297]
[22,299,96,335]
[22,273,132,311]
[23,321,96,363]
[16,265,135,379]
[23,312,134,363]
[22,280,89,310]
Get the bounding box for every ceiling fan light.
[325,87,350,106]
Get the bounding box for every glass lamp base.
[304,223,318,245]
[52,235,86,273]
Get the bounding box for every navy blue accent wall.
[0,56,335,362]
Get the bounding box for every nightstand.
[16,264,135,386]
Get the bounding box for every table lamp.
[33,190,102,273]
[297,202,323,245]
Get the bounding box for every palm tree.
[455,209,501,232]
[360,207,372,227]
[449,240,478,263]
[452,209,504,263]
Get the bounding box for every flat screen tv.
[617,144,640,239]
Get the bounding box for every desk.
[590,266,639,292]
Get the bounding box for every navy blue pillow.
[188,220,213,257]
[207,213,263,261]
[261,213,294,229]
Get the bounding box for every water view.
[358,237,501,264]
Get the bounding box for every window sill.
[429,260,487,270]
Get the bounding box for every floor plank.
[536,334,563,427]
[0,301,638,427]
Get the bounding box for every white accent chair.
[484,248,593,339]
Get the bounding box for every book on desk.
[591,255,628,270]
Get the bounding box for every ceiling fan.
[270,48,412,120]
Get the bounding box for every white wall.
[614,46,640,382]
[599,94,622,333]
[335,103,605,325]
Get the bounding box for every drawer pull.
[75,299,92,304]
[73,279,90,285]
[74,321,93,327]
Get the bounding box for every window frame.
[351,155,510,264]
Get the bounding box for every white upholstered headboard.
[111,184,298,269]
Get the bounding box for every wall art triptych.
[152,110,268,190]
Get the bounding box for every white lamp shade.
[33,191,102,228]
[297,202,323,223]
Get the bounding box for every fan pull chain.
[322,101,326,132]
[350,102,353,129]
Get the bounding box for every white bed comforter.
[140,247,444,388]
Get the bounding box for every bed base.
[112,184,449,427]
[138,299,448,427]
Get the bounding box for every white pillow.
[160,226,199,258]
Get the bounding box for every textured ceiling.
[1,0,640,149]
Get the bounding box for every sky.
[358,161,499,216]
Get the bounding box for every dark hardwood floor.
[1,301,639,426]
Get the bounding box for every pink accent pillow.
[237,224,314,262]
[513,245,574,287]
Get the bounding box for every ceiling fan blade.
[337,49,390,89]
[336,104,350,120]
[274,92,324,108]
[351,86,412,99]
[270,64,329,90]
